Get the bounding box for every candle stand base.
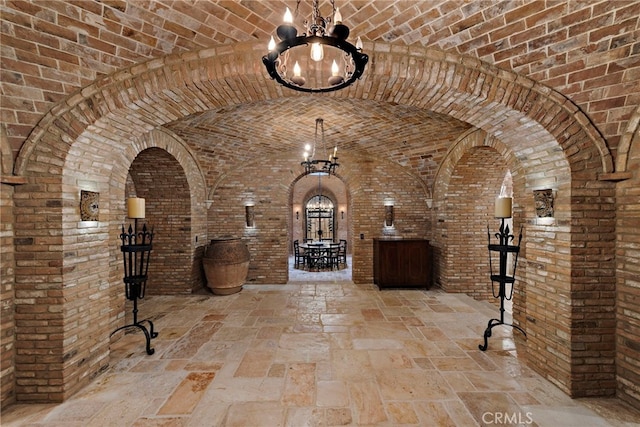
[111,221,158,355]
[110,288,158,355]
[478,218,526,351]
[478,297,527,351]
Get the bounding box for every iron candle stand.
[110,219,158,355]
[479,218,526,351]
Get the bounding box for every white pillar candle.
[494,197,512,218]
[127,197,145,219]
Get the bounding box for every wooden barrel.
[202,238,250,295]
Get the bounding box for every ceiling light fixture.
[262,0,368,93]
[301,118,339,175]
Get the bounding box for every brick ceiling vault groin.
[14,41,613,181]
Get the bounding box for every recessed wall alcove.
[126,147,201,295]
[439,145,517,301]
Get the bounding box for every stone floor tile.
[348,379,388,425]
[440,399,479,427]
[224,401,286,427]
[368,349,414,369]
[429,355,485,371]
[463,370,524,392]
[157,372,216,415]
[331,349,375,381]
[386,401,420,424]
[376,369,456,400]
[284,407,325,427]
[458,391,533,426]
[324,407,353,425]
[233,346,277,377]
[282,363,316,406]
[316,380,349,407]
[3,260,640,426]
[414,400,460,426]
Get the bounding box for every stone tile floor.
[3,258,640,426]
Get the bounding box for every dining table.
[299,241,341,271]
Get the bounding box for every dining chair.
[306,246,325,271]
[323,244,340,270]
[338,239,347,266]
[293,240,306,269]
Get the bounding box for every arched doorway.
[290,173,351,281]
[292,174,348,246]
[126,147,196,295]
[305,194,335,242]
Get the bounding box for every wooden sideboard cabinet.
[373,238,432,289]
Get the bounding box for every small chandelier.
[301,118,339,175]
[262,0,369,93]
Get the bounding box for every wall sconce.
[245,204,255,228]
[384,200,394,227]
[80,190,100,221]
[533,189,554,218]
[341,210,344,219]
[296,210,299,220]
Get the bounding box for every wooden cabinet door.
[378,241,399,286]
[401,242,430,287]
[374,239,431,289]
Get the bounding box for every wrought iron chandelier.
[262,0,369,93]
[301,118,339,175]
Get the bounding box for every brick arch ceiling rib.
[14,41,612,180]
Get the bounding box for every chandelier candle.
[262,0,368,93]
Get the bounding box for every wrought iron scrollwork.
[479,218,526,351]
[111,220,158,355]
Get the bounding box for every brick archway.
[11,128,207,402]
[615,105,640,173]
[432,124,615,398]
[15,41,612,177]
[11,41,616,402]
[432,128,532,335]
[615,106,640,406]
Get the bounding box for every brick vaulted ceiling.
[1,1,639,180]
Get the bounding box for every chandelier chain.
[300,117,338,176]
[316,118,327,159]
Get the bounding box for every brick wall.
[431,126,617,398]
[616,115,640,407]
[567,154,617,397]
[433,131,528,328]
[344,157,431,284]
[0,181,16,407]
[208,151,430,285]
